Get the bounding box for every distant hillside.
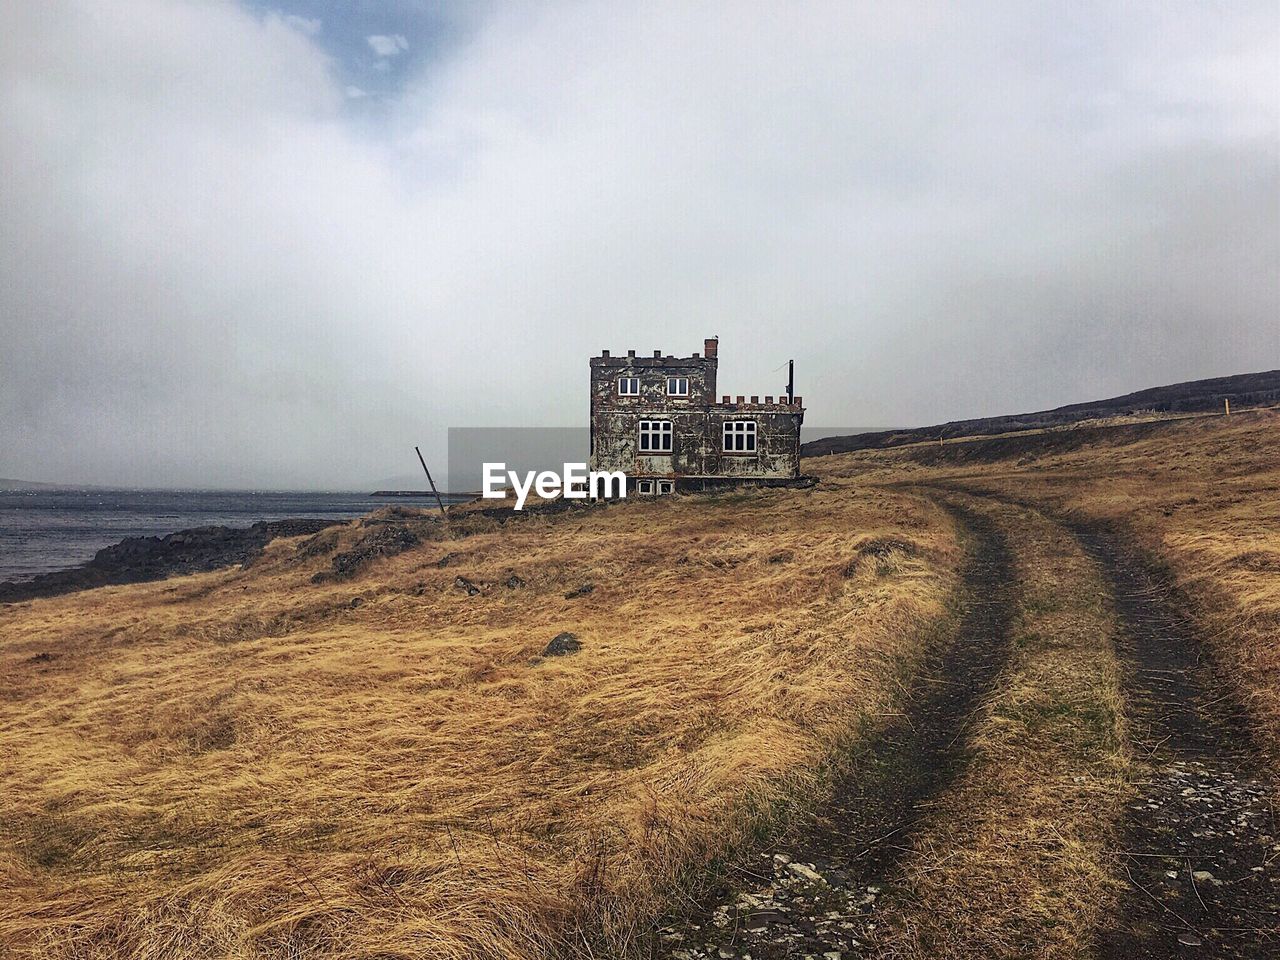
[802,369,1280,457]
[0,478,61,491]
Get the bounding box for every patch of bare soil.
[648,502,1016,959]
[1069,523,1279,959]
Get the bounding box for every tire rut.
[648,500,1017,959]
[1064,520,1280,959]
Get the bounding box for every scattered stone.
[564,583,595,599]
[453,576,481,596]
[27,652,55,663]
[349,596,363,608]
[504,573,526,589]
[787,862,825,885]
[543,632,582,657]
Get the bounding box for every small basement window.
[723,420,757,453]
[638,419,673,453]
[666,377,689,396]
[657,480,674,495]
[618,377,640,396]
[637,479,654,494]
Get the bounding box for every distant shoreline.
[0,517,340,603]
[370,491,477,500]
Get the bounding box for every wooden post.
[415,446,448,518]
[1225,397,1231,416]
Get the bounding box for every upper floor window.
[723,420,757,453]
[666,377,689,396]
[638,419,673,453]
[617,377,640,396]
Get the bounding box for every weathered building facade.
[589,337,804,494]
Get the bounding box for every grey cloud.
[1,0,1276,489]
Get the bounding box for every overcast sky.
[1,1,1277,489]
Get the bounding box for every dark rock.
[0,518,339,603]
[327,525,420,581]
[454,576,481,596]
[295,527,343,559]
[349,596,363,609]
[28,652,55,663]
[564,583,594,599]
[543,632,582,656]
[504,573,526,589]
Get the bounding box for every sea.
[0,489,470,583]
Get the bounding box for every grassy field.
[3,408,1276,959]
[0,479,956,959]
[844,407,1280,771]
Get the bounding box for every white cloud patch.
[0,0,1276,488]
[366,33,408,57]
[282,13,321,36]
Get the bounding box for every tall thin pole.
[415,446,448,518]
[787,360,794,403]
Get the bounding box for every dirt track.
[650,497,1018,958]
[649,488,1278,959]
[1067,519,1279,958]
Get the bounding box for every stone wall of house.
[589,338,804,485]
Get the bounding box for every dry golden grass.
[0,478,957,959]
[831,408,1280,771]
[873,494,1131,959]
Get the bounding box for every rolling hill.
[801,368,1280,456]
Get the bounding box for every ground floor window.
[657,480,674,495]
[638,419,673,453]
[723,420,757,452]
[636,479,654,494]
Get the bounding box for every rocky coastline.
[0,518,338,603]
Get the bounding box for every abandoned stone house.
[589,337,804,494]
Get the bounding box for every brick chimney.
[704,337,718,358]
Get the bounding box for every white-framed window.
[723,420,757,453]
[657,480,674,495]
[638,419,673,453]
[637,479,654,495]
[666,377,689,396]
[617,377,640,396]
